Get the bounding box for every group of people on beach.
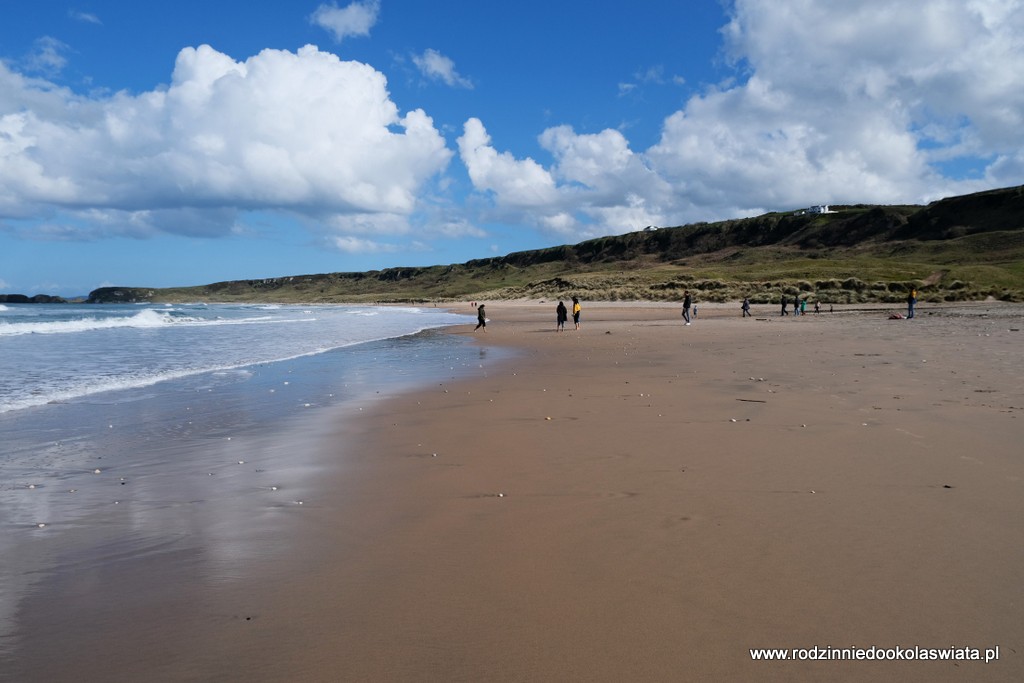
[474,286,920,333]
[694,292,828,320]
[556,297,582,331]
[473,297,582,333]
[779,295,820,316]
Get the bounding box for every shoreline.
[5,302,1023,681]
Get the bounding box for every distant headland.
[0,294,72,304]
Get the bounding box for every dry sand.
[9,301,1023,681]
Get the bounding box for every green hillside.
[88,184,1024,305]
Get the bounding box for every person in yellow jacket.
[572,297,582,330]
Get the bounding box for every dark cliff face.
[897,185,1024,240]
[0,294,69,303]
[85,288,155,303]
[462,184,1022,270]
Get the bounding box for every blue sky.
[2,1,1023,296]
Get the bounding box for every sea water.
[0,301,490,515]
[0,302,473,414]
[0,302,501,655]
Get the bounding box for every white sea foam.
[0,310,309,336]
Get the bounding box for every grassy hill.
[88,184,1024,305]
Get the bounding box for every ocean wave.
[0,309,200,335]
[0,309,308,336]
[0,309,179,336]
[0,305,467,413]
[343,307,426,317]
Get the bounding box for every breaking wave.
[0,309,301,336]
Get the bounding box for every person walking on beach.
[556,300,568,332]
[475,304,487,332]
[780,295,789,316]
[907,287,917,319]
[800,298,807,315]
[572,297,582,330]
[814,300,820,315]
[741,297,751,317]
[682,291,692,325]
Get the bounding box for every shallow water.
[0,307,507,664]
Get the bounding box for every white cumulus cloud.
[648,0,1024,212]
[310,0,380,43]
[0,45,452,245]
[459,119,669,237]
[457,118,560,210]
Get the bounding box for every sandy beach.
[5,301,1023,682]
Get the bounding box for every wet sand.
[6,302,1023,681]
